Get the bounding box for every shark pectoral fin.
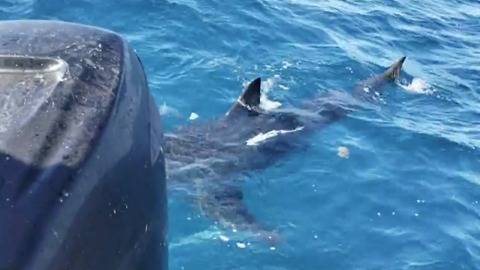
[383,56,406,80]
[200,182,282,245]
[226,77,263,118]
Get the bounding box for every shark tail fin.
[351,56,407,100]
[383,56,406,80]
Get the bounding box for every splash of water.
[399,77,435,94]
[189,112,199,120]
[260,75,282,110]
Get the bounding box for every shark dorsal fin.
[238,77,261,108]
[226,77,262,117]
[383,56,406,80]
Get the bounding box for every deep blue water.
[1,0,480,269]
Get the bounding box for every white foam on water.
[260,74,280,93]
[282,61,293,69]
[219,235,229,242]
[246,126,304,146]
[236,242,247,249]
[260,96,282,111]
[188,112,199,120]
[158,102,169,115]
[260,75,282,110]
[399,78,435,94]
[159,102,182,116]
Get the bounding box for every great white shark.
[164,56,407,243]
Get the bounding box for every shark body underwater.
[163,57,407,243]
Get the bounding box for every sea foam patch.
[259,75,282,110]
[189,112,199,120]
[399,78,435,94]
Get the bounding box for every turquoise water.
[1,0,480,269]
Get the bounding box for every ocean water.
[1,0,480,269]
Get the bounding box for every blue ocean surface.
[1,0,479,269]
